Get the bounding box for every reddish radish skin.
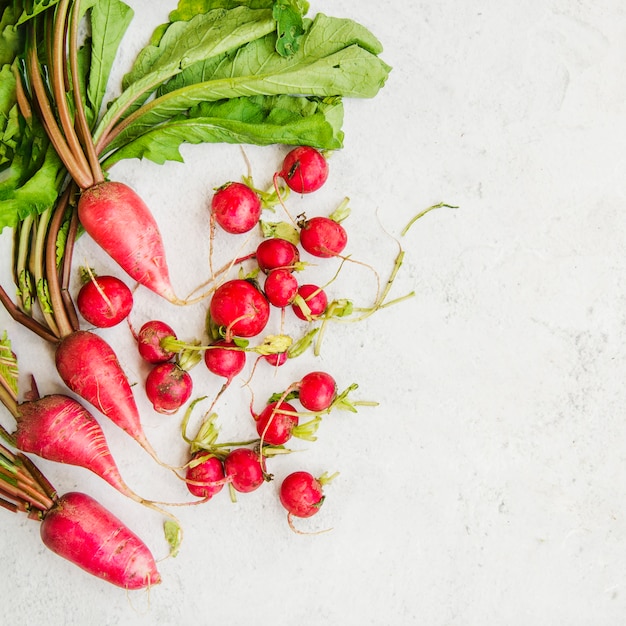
[255,400,299,446]
[256,238,300,273]
[292,284,328,321]
[145,362,193,414]
[77,181,180,303]
[299,216,348,258]
[298,371,337,412]
[276,146,329,194]
[185,452,225,499]
[209,279,270,338]
[40,492,161,589]
[76,275,133,328]
[211,182,262,234]
[279,471,325,518]
[264,268,298,308]
[15,394,139,499]
[224,448,265,493]
[55,330,155,456]
[263,351,288,367]
[137,320,177,364]
[204,340,246,382]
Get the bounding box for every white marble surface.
[2,1,626,624]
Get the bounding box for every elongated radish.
[77,181,182,304]
[41,491,161,589]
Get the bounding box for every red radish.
[292,284,328,321]
[185,452,225,499]
[40,491,161,589]
[224,448,265,493]
[204,340,246,381]
[298,371,337,412]
[145,362,193,414]
[76,275,133,328]
[256,238,300,273]
[211,182,262,234]
[209,279,270,338]
[253,400,319,446]
[279,471,327,518]
[264,268,298,308]
[77,181,181,304]
[299,216,347,258]
[55,330,160,461]
[263,351,288,367]
[275,146,329,194]
[137,320,178,364]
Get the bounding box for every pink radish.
[145,362,193,414]
[292,284,328,321]
[209,279,270,339]
[264,268,298,308]
[299,216,347,258]
[211,182,262,234]
[76,274,133,328]
[40,491,161,589]
[137,320,178,364]
[256,238,300,273]
[224,448,265,493]
[275,146,329,194]
[185,452,225,499]
[77,181,181,304]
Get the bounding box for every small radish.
[299,216,347,258]
[145,362,193,414]
[76,274,133,328]
[297,371,337,412]
[204,340,246,381]
[77,181,181,304]
[211,181,262,234]
[209,279,270,338]
[256,238,300,273]
[224,448,265,493]
[279,470,335,519]
[264,268,298,308]
[292,284,328,321]
[40,491,161,589]
[263,351,288,367]
[254,400,320,446]
[185,452,225,499]
[137,320,178,364]
[275,146,329,194]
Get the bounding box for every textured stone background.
[2,1,626,624]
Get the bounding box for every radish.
[256,238,300,273]
[204,340,246,381]
[254,400,320,446]
[292,284,328,321]
[263,351,288,367]
[299,216,348,258]
[209,279,270,339]
[77,181,181,304]
[264,268,299,308]
[76,274,133,328]
[279,470,336,519]
[297,371,337,412]
[275,146,329,194]
[185,451,225,500]
[137,320,178,364]
[145,362,193,414]
[0,442,160,589]
[224,447,265,493]
[211,181,262,234]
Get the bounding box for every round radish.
[299,216,347,258]
[256,238,300,273]
[145,362,193,414]
[255,400,299,446]
[263,352,288,367]
[211,182,262,234]
[276,146,329,194]
[224,448,265,493]
[185,452,225,499]
[279,471,325,518]
[137,320,177,364]
[204,340,246,382]
[292,284,328,321]
[76,275,133,328]
[209,279,270,338]
[298,371,337,412]
[264,268,298,308]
